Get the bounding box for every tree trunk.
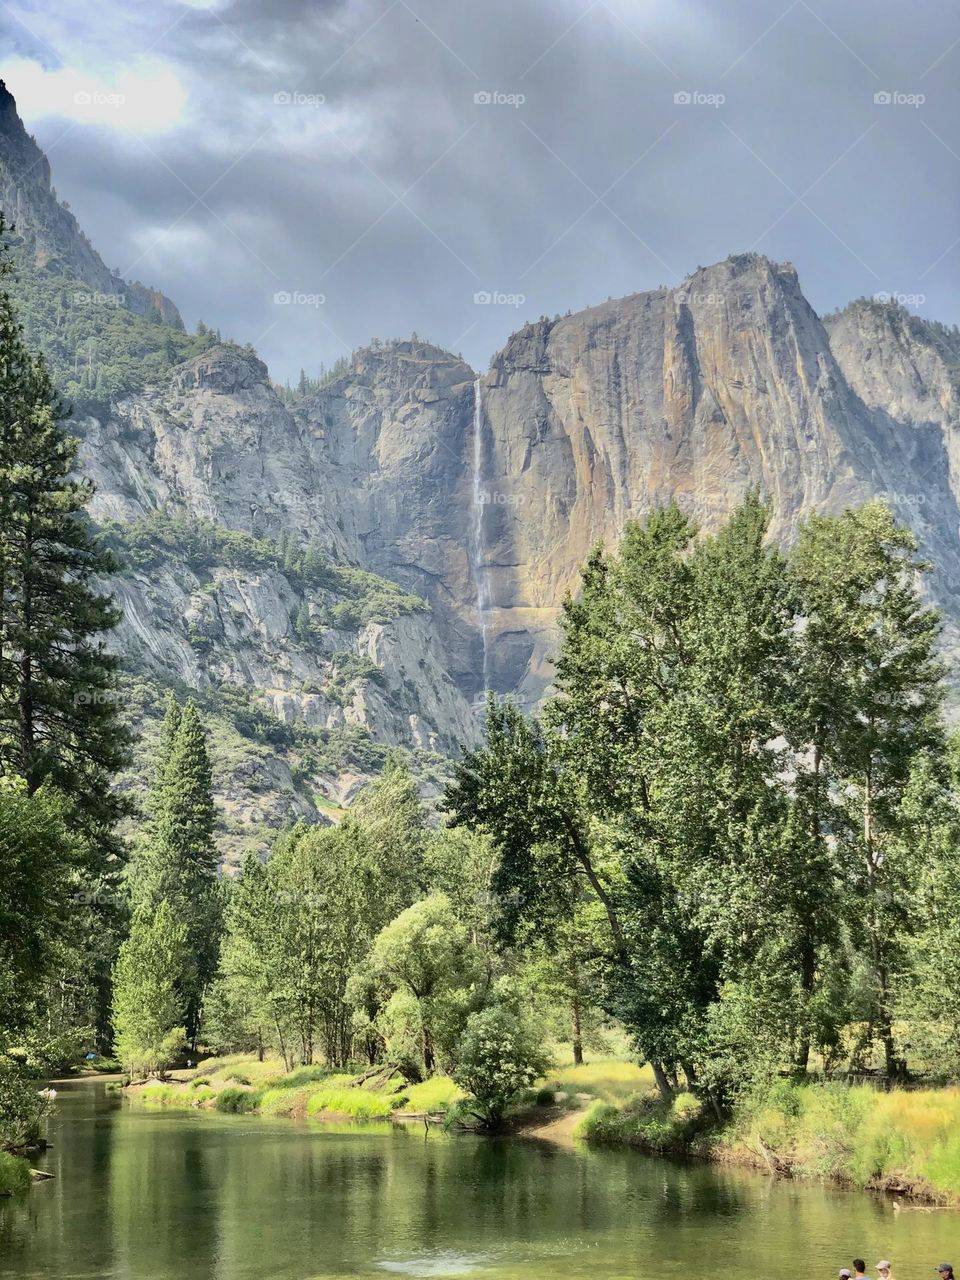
[422,1024,435,1074]
[651,1060,673,1104]
[571,994,583,1066]
[18,537,36,791]
[793,935,816,1077]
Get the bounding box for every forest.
[4,203,960,1198]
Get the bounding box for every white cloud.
[0,57,188,134]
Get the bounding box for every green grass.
[0,1151,31,1195]
[398,1076,464,1113]
[542,1059,656,1105]
[258,1086,314,1117]
[268,1064,342,1091]
[305,1087,394,1119]
[215,1087,264,1114]
[139,1083,178,1104]
[732,1081,960,1195]
[575,1093,707,1153]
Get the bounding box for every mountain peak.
[0,78,183,330]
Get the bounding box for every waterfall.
[470,377,490,698]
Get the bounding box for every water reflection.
[0,1081,956,1280]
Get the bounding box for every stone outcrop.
[4,77,960,840]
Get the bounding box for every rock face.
[308,259,960,706]
[3,78,960,840]
[0,79,183,328]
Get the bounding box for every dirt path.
[522,1104,591,1145]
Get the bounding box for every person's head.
[853,1263,866,1275]
[937,1266,954,1279]
[840,1270,852,1279]
[877,1262,892,1277]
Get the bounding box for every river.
[2,1078,959,1279]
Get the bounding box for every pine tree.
[294,602,311,641]
[0,215,130,837]
[131,698,221,1045]
[302,540,325,583]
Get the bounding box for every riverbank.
[123,1054,655,1133]
[121,1053,960,1205]
[576,1079,960,1205]
[123,1055,467,1123]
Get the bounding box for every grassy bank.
[127,1056,464,1124]
[573,1077,960,1202]
[0,1151,31,1196]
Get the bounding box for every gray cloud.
[3,0,958,382]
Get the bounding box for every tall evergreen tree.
[131,698,220,1045]
[0,214,130,837]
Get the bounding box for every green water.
[3,1080,960,1280]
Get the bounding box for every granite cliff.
[2,80,959,851]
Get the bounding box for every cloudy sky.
[1,0,957,382]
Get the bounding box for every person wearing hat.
[876,1262,896,1280]
[937,1266,955,1280]
[840,1270,852,1279]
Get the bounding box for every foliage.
[212,773,427,1070]
[111,901,188,1078]
[129,696,222,1045]
[453,1004,551,1128]
[447,494,947,1104]
[7,236,218,412]
[0,1056,50,1151]
[366,893,486,1074]
[0,784,75,1036]
[100,511,428,624]
[0,1149,30,1193]
[0,214,131,843]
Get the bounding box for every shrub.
[0,1151,31,1194]
[453,1005,551,1130]
[535,1087,556,1107]
[672,1091,701,1120]
[215,1088,263,1114]
[0,1058,51,1151]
